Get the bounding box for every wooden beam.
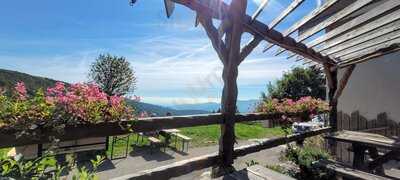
[264,0,340,51]
[198,15,228,65]
[339,37,400,61]
[322,20,400,56]
[243,17,335,64]
[251,0,270,22]
[332,29,400,59]
[332,64,356,104]
[170,0,336,65]
[239,36,263,63]
[113,127,332,180]
[306,1,400,49]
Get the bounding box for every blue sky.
[0,0,321,106]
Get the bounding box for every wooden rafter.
[306,1,400,49]
[268,0,304,29]
[251,0,269,22]
[275,0,374,56]
[171,0,336,65]
[339,44,400,68]
[243,17,335,64]
[331,30,400,59]
[339,38,400,61]
[322,20,400,56]
[239,36,263,63]
[264,0,340,52]
[298,0,373,42]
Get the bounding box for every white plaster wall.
[337,51,400,122]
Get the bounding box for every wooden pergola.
[150,0,400,175]
[1,0,399,179]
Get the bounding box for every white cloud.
[141,96,220,106]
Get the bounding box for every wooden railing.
[0,112,305,148]
[0,112,332,179]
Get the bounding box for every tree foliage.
[89,54,136,96]
[262,67,326,100]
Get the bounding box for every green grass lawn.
[107,123,285,156]
[180,123,285,147]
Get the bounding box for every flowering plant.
[0,82,134,137]
[256,96,329,117]
[256,96,329,136]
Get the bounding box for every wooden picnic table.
[326,130,400,176]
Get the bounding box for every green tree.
[89,54,136,96]
[262,67,325,100]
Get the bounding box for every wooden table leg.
[368,150,400,176]
[352,143,367,169]
[368,147,385,175]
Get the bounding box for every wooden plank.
[339,37,400,61]
[245,165,295,180]
[298,0,374,42]
[268,0,304,29]
[234,127,332,157]
[326,130,400,151]
[264,0,340,51]
[307,1,400,49]
[316,160,393,180]
[112,127,331,180]
[342,113,351,163]
[251,0,270,22]
[333,30,400,59]
[322,19,400,56]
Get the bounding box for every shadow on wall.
[335,111,400,165]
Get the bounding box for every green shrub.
[0,153,104,180]
[284,145,333,180]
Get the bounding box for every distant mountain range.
[170,99,259,113]
[0,69,208,116]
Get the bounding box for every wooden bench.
[175,133,192,152]
[315,160,392,180]
[148,136,165,153]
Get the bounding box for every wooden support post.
[324,64,338,131]
[217,0,247,173]
[324,64,338,157]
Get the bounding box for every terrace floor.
[94,139,286,180]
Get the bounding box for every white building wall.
[337,51,400,122]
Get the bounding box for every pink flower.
[15,82,27,100]
[47,82,65,96]
[110,95,123,107]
